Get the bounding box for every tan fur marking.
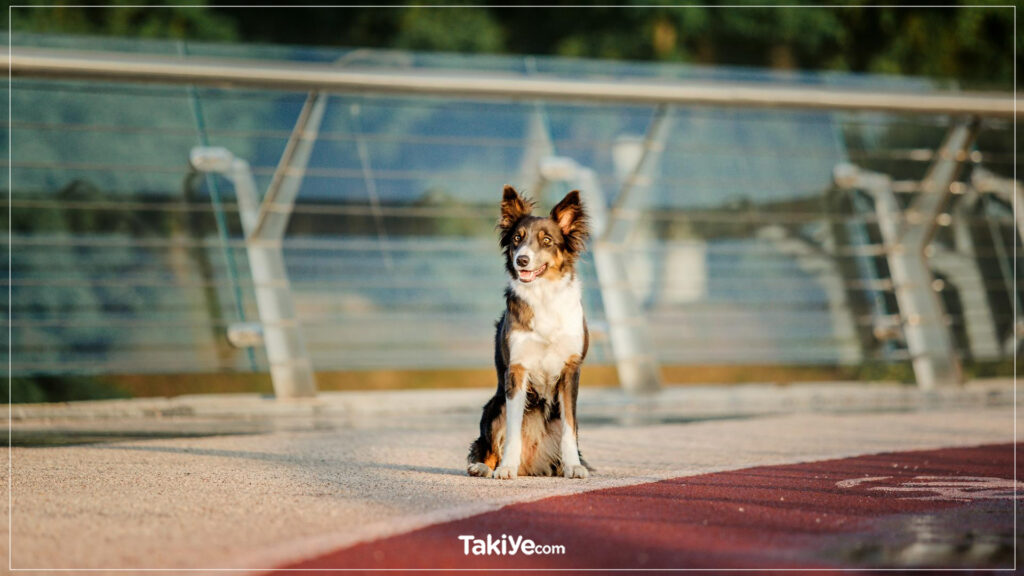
[557,354,583,431]
[560,354,583,374]
[549,190,589,260]
[484,451,499,470]
[489,407,506,463]
[547,243,567,279]
[555,209,575,234]
[518,410,563,476]
[505,363,528,397]
[521,438,538,471]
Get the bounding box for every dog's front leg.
[494,365,527,480]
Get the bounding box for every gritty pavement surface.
[2,385,1018,573]
[278,444,1019,573]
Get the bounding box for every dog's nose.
[516,255,530,268]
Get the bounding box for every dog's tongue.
[518,265,545,283]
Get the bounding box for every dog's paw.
[564,465,589,479]
[493,465,518,480]
[467,463,493,478]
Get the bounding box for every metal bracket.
[972,166,1024,245]
[969,167,1024,354]
[188,92,327,399]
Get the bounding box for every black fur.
[466,312,510,466]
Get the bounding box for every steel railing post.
[189,93,327,399]
[834,119,978,388]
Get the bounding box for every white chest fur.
[507,275,585,394]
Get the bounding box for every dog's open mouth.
[517,264,547,283]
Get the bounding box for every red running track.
[271,443,1018,574]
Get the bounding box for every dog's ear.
[499,185,533,230]
[550,190,590,254]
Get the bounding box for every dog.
[467,185,591,480]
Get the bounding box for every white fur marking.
[495,388,526,480]
[508,275,584,394]
[559,390,587,478]
[467,462,493,478]
[513,245,536,268]
[559,400,581,468]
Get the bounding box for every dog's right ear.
[499,185,533,230]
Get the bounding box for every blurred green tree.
[6,3,1017,88]
[395,6,504,52]
[8,0,239,41]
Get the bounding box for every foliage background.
[6,1,1018,90]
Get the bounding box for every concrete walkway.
[3,380,1017,573]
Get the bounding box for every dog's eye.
[542,237,552,246]
[513,234,522,243]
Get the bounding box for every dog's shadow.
[96,444,465,477]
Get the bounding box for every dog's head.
[498,185,590,284]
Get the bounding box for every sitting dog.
[467,185,591,480]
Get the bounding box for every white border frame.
[6,3,1015,569]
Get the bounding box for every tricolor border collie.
[467,185,591,480]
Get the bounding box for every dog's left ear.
[550,190,590,253]
[499,185,533,230]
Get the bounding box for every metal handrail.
[8,47,1019,118]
